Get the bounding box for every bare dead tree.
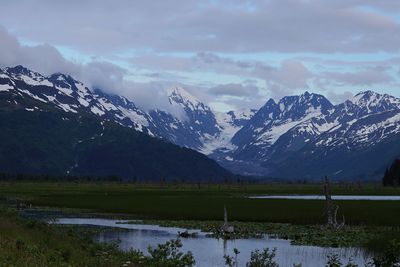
[222,205,234,235]
[324,176,345,229]
[323,176,334,226]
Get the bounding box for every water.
[249,195,400,200]
[54,218,370,267]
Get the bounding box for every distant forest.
[0,172,264,185]
[383,159,400,186]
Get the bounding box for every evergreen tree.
[383,159,400,187]
[383,167,392,186]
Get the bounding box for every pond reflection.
[55,218,370,267]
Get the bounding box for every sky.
[0,0,400,112]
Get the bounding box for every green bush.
[371,240,400,267]
[246,248,278,267]
[224,248,240,267]
[146,239,195,267]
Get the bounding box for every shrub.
[224,248,240,267]
[246,248,278,267]
[371,240,400,267]
[147,239,195,267]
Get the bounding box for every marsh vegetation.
[1,181,399,266]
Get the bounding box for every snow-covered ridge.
[228,90,400,170]
[5,65,53,87]
[0,66,151,133]
[352,90,400,113]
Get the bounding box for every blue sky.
[0,0,400,111]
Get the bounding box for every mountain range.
[0,65,231,181]
[1,65,399,180]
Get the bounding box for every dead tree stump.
[324,176,345,229]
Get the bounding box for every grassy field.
[1,182,400,225]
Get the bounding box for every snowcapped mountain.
[100,85,249,152]
[0,65,154,134]
[230,92,334,161]
[2,65,400,180]
[0,66,232,181]
[269,108,400,180]
[160,86,221,151]
[224,90,400,179]
[351,90,400,114]
[0,66,250,156]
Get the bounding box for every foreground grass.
[0,207,199,267]
[0,208,145,266]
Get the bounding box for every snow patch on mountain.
[0,84,13,92]
[256,107,323,145]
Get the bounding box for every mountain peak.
[300,91,324,100]
[5,65,39,78]
[167,86,207,112]
[168,86,200,103]
[353,90,377,101]
[264,98,277,106]
[355,90,375,96]
[280,91,325,102]
[352,90,400,111]
[48,72,76,83]
[278,91,333,114]
[3,65,53,88]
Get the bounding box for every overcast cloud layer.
[0,0,400,111]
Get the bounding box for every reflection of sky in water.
[249,195,400,200]
[56,218,370,267]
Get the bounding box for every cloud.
[117,81,188,119]
[2,25,383,112]
[130,52,313,95]
[0,26,221,115]
[326,90,355,104]
[322,69,393,86]
[81,61,126,92]
[263,60,312,89]
[1,1,400,54]
[0,26,132,102]
[129,52,255,75]
[0,26,75,75]
[208,83,261,97]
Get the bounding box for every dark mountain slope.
[0,93,231,181]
